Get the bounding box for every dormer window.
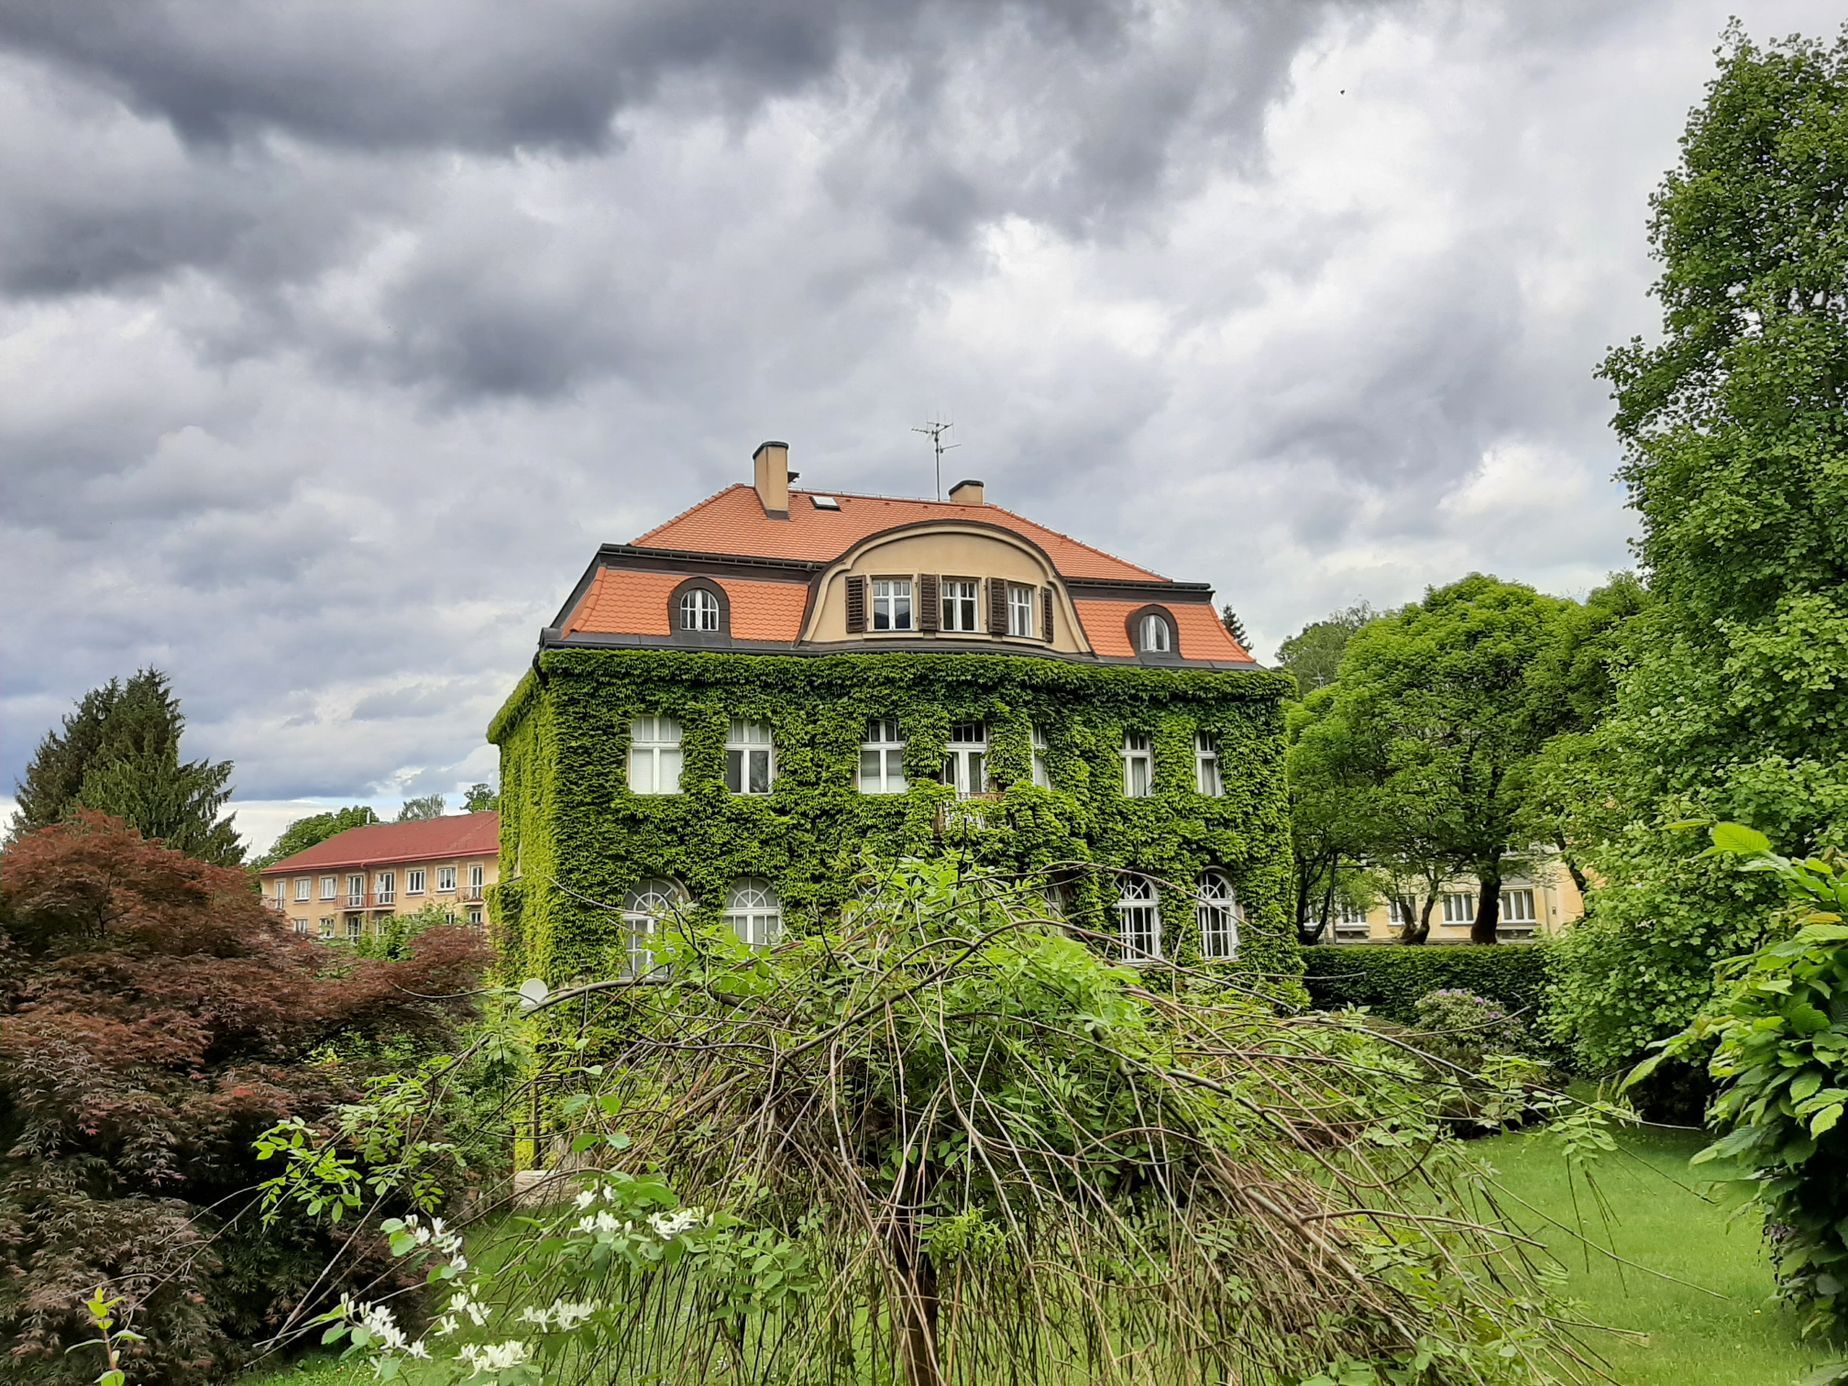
[669,579,728,639]
[1139,613,1171,653]
[679,588,720,632]
[1129,605,1178,658]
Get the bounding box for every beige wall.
[1325,852,1586,943]
[804,525,1093,654]
[262,851,499,941]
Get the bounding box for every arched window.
[1139,612,1172,653]
[1126,604,1179,658]
[669,579,729,639]
[1196,870,1240,960]
[622,878,685,979]
[678,587,721,632]
[725,879,782,948]
[1115,874,1162,962]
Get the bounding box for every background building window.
[1138,612,1173,654]
[725,879,782,948]
[1499,888,1538,937]
[621,880,683,980]
[1008,583,1035,637]
[466,906,484,926]
[943,722,987,799]
[1122,732,1153,797]
[318,917,335,939]
[1330,901,1371,939]
[678,587,721,632]
[389,870,407,899]
[940,579,979,632]
[294,878,311,901]
[1196,870,1240,959]
[1030,725,1051,788]
[1441,891,1475,925]
[320,876,337,900]
[860,718,907,793]
[872,578,914,631]
[629,715,684,794]
[1195,732,1222,796]
[1116,875,1162,962]
[726,720,775,794]
[346,917,363,942]
[292,918,310,935]
[346,874,365,907]
[437,866,457,892]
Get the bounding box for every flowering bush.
[1411,988,1531,1068]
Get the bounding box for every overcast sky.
[1,1,1837,853]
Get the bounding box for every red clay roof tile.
[1073,598,1253,663]
[565,571,808,640]
[259,812,501,875]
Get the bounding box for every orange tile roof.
[565,570,809,640]
[260,812,501,875]
[636,485,1165,582]
[1073,599,1254,663]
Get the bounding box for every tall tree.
[1553,24,1848,1074]
[1275,601,1376,696]
[256,805,380,868]
[396,793,446,822]
[462,783,499,814]
[6,669,241,865]
[1218,606,1250,650]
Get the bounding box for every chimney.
[753,440,791,516]
[948,477,985,505]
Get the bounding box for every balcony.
[265,897,289,915]
[343,892,396,910]
[459,884,486,902]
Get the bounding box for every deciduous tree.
[256,805,380,868]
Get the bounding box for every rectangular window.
[319,916,335,940]
[437,866,457,893]
[1122,732,1153,798]
[293,917,310,935]
[725,720,776,794]
[1441,891,1475,925]
[872,578,914,632]
[468,863,485,890]
[1499,888,1538,936]
[377,870,396,904]
[1007,583,1035,638]
[346,917,363,942]
[1194,732,1222,796]
[629,715,684,794]
[1388,898,1407,926]
[320,876,337,900]
[466,907,483,926]
[405,868,424,896]
[1331,902,1370,937]
[859,718,908,793]
[273,880,286,903]
[1030,724,1051,788]
[294,878,311,902]
[346,874,365,907]
[940,578,980,632]
[943,722,988,800]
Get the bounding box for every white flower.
[551,1300,596,1330]
[574,1188,597,1210]
[459,1340,530,1376]
[448,1290,490,1327]
[647,1207,707,1239]
[404,1341,430,1361]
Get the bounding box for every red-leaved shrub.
[0,814,489,1383]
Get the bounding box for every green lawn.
[239,1127,1835,1386]
[1477,1125,1832,1386]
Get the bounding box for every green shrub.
[1302,943,1554,1031]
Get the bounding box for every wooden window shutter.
[845,575,866,633]
[919,574,940,633]
[988,579,1009,636]
[1041,587,1055,642]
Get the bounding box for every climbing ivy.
[489,649,1296,990]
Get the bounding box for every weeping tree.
[285,857,1596,1386]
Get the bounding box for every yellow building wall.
[1327,851,1586,943]
[262,851,500,941]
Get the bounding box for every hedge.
[1301,943,1555,1028]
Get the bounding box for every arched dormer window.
[669,578,729,642]
[1127,605,1178,660]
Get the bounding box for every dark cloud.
[2,0,1837,849]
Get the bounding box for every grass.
[238,1127,1836,1386]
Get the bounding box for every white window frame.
[1330,901,1371,938]
[678,587,721,633]
[1139,613,1172,654]
[1499,888,1538,936]
[377,870,396,904]
[320,875,337,901]
[725,879,782,948]
[1030,724,1051,788]
[629,715,684,795]
[1116,875,1162,963]
[940,578,980,632]
[943,721,988,800]
[319,916,335,940]
[859,718,908,794]
[469,862,485,890]
[436,866,456,893]
[346,873,365,908]
[1194,732,1222,796]
[725,720,776,795]
[466,906,484,926]
[1122,732,1153,798]
[402,868,421,897]
[1388,898,1407,926]
[1196,870,1240,960]
[1007,583,1035,638]
[621,879,683,980]
[346,916,363,942]
[1441,891,1475,925]
[872,578,914,632]
[273,880,287,903]
[294,878,311,902]
[293,917,310,935]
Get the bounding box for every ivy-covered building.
[489,441,1295,983]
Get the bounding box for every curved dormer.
[803,521,1093,654]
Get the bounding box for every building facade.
[490,441,1295,984]
[258,812,500,942]
[1319,853,1588,944]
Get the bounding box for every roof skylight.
[810,495,841,510]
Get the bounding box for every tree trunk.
[895,1234,942,1386]
[1396,895,1429,945]
[1554,834,1590,898]
[1471,858,1502,945]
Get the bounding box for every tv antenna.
[912,418,960,500]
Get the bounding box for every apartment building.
[1319,852,1588,944]
[490,440,1295,983]
[258,812,499,943]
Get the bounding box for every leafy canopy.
[257,804,380,868]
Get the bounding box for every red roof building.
[258,812,500,942]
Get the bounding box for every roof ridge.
[634,483,751,545]
[984,501,1167,582]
